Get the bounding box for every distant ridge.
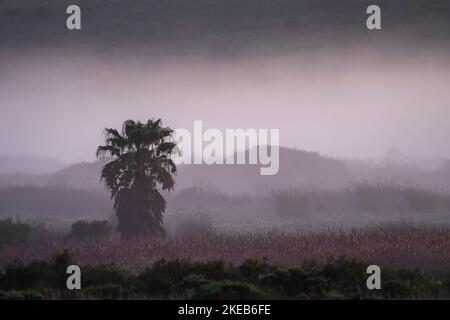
[1,147,449,194]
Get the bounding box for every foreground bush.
[0,253,449,300]
[273,183,450,217]
[0,250,72,291]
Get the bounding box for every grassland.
[1,224,449,272]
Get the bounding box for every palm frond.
[96,118,178,238]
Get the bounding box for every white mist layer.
[0,47,449,163]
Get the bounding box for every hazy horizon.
[1,47,450,164]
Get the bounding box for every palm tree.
[96,119,177,238]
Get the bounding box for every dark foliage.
[0,251,71,291]
[97,119,177,238]
[1,253,449,300]
[68,220,112,240]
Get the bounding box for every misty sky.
[1,46,449,163]
[1,1,450,164]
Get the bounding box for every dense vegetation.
[1,252,449,300]
[273,183,450,217]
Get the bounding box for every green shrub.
[137,259,240,298]
[259,270,292,295]
[193,260,238,281]
[150,259,195,283]
[1,262,54,290]
[192,280,271,300]
[53,250,74,289]
[1,254,449,299]
[239,259,275,282]
[84,284,124,299]
[382,268,437,298]
[320,257,366,292]
[320,290,347,300]
[83,264,137,290]
[139,268,174,298]
[0,250,74,291]
[288,268,328,297]
[175,274,211,298]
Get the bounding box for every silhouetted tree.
[97,119,177,238]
